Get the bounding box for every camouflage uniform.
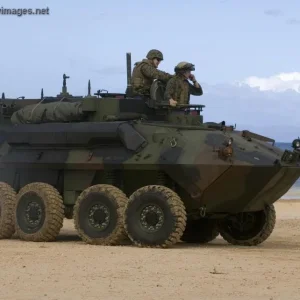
[164,62,203,105]
[131,49,173,96]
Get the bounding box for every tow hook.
[199,206,206,217]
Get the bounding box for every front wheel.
[73,184,128,246]
[218,204,276,246]
[124,185,187,248]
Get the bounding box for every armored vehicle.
[0,53,300,248]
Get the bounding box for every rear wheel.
[15,182,64,242]
[64,206,74,219]
[124,185,187,248]
[218,204,276,246]
[73,184,128,245]
[0,182,17,239]
[181,218,219,244]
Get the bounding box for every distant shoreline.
[278,198,300,203]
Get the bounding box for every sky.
[0,0,299,141]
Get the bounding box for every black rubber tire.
[181,218,219,244]
[124,185,187,248]
[15,182,64,242]
[64,206,74,219]
[218,204,276,246]
[73,184,128,245]
[0,182,17,239]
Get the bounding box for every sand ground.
[0,201,300,300]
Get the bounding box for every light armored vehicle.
[0,53,300,248]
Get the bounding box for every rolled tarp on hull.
[11,101,85,124]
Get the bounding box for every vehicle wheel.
[15,182,64,242]
[73,184,128,245]
[125,185,187,248]
[181,218,219,243]
[64,206,73,219]
[0,182,17,239]
[218,204,276,246]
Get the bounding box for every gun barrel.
[126,52,132,87]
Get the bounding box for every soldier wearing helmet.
[164,61,203,107]
[131,49,173,97]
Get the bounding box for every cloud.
[263,9,300,26]
[264,9,283,17]
[238,72,300,93]
[286,18,300,25]
[191,78,300,141]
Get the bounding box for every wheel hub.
[25,202,42,226]
[232,213,257,232]
[224,210,266,240]
[140,205,164,232]
[88,204,110,230]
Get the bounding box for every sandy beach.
[0,200,300,300]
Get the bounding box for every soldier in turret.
[164,62,203,107]
[131,49,173,97]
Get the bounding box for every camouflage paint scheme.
[131,59,173,96]
[0,54,300,248]
[1,96,299,212]
[164,73,203,104]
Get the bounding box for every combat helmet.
[174,61,195,73]
[146,49,164,61]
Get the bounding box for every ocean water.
[275,142,300,200]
